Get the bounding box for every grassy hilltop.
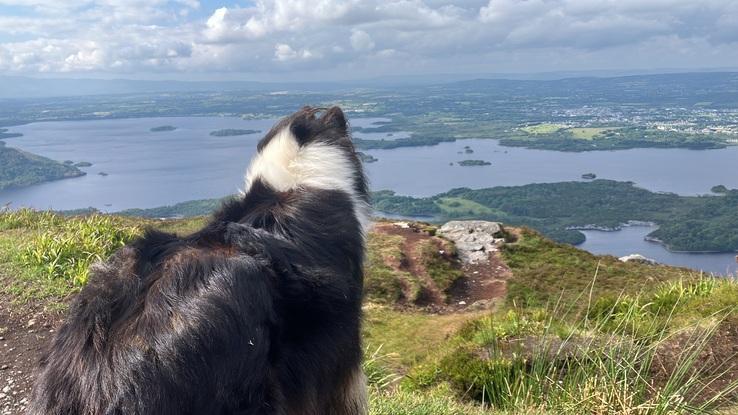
[2,210,738,414]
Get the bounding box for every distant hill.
[0,76,347,99]
[0,142,84,190]
[2,70,737,99]
[447,72,738,107]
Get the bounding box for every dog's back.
[28,107,369,415]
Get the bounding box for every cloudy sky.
[0,0,737,81]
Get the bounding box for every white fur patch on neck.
[244,126,372,233]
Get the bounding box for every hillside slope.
[1,211,738,414]
[0,143,85,191]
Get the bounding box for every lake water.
[579,225,737,276]
[1,116,737,273]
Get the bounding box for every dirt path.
[0,284,65,415]
[372,221,511,312]
[373,222,446,307]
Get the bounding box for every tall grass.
[403,277,738,414]
[0,208,62,230]
[14,212,140,285]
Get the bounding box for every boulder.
[438,221,506,264]
[619,254,658,265]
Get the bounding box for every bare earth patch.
[372,221,511,313]
[0,282,65,415]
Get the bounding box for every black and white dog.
[28,107,370,415]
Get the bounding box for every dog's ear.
[320,106,348,136]
[289,107,318,145]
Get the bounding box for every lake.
[1,116,737,274]
[579,225,737,276]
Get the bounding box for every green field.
[520,123,567,134]
[568,127,617,140]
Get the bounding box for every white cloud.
[0,0,737,78]
[350,30,374,51]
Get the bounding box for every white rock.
[439,221,505,264]
[619,254,658,265]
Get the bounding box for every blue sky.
[0,0,737,81]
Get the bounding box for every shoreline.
[573,221,738,255]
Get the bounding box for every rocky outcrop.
[619,254,658,265]
[438,221,506,264]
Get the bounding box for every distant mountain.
[444,72,738,106]
[3,69,737,99]
[0,76,345,99]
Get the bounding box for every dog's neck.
[242,124,371,235]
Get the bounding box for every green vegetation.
[117,197,228,218]
[417,238,464,297]
[712,185,729,194]
[74,161,93,167]
[0,142,85,190]
[364,232,416,304]
[457,160,491,166]
[502,126,726,152]
[0,210,203,304]
[569,127,618,140]
[3,211,738,412]
[75,180,738,253]
[373,180,738,252]
[501,228,687,307]
[209,128,260,137]
[150,125,176,132]
[521,123,566,134]
[581,173,596,180]
[364,229,738,413]
[18,214,140,286]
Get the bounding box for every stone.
[438,221,505,264]
[619,254,658,265]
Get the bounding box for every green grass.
[521,124,566,135]
[404,285,738,413]
[363,305,477,369]
[364,232,421,304]
[4,211,738,412]
[0,210,206,306]
[18,215,141,285]
[568,127,617,140]
[417,238,465,297]
[501,228,691,307]
[436,197,496,217]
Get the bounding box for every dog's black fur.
[28,107,369,415]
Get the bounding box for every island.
[102,180,738,253]
[458,160,491,166]
[712,185,729,194]
[0,128,22,140]
[464,146,474,154]
[0,142,85,190]
[357,152,378,163]
[74,161,93,168]
[582,173,597,180]
[98,172,109,177]
[371,180,738,253]
[209,129,261,137]
[150,125,177,132]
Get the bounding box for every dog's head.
[244,106,370,229]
